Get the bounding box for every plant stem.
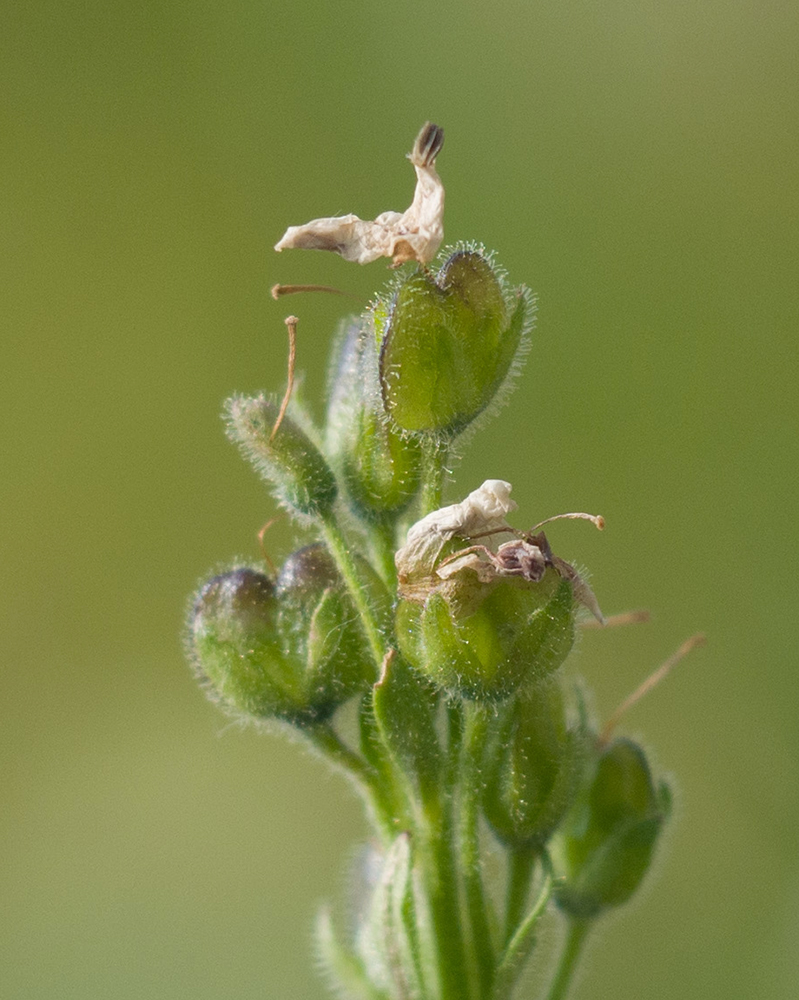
[368,516,399,591]
[321,516,386,670]
[445,699,465,790]
[306,724,394,841]
[543,919,591,1000]
[503,846,536,946]
[418,791,476,1000]
[412,712,476,1000]
[420,435,447,515]
[460,702,495,998]
[491,856,553,1000]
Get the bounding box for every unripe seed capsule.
[553,738,671,920]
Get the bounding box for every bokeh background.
[3,1,797,997]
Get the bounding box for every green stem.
[491,855,553,1000]
[420,434,448,515]
[460,703,495,998]
[321,516,386,670]
[412,708,475,1000]
[357,694,410,838]
[368,516,399,591]
[306,723,394,841]
[418,791,476,1000]
[445,699,465,790]
[503,846,537,947]
[543,918,591,1000]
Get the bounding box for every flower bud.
[275,545,381,695]
[326,320,422,519]
[482,682,584,849]
[189,548,376,725]
[553,738,671,920]
[225,393,337,519]
[378,249,532,436]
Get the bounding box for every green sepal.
[315,907,391,1000]
[395,574,575,701]
[189,567,328,725]
[553,738,669,920]
[225,393,337,518]
[355,834,425,1000]
[189,546,378,726]
[276,545,378,703]
[482,683,586,849]
[372,653,442,800]
[327,320,422,519]
[379,249,531,436]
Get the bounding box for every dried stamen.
[270,283,362,301]
[270,316,298,442]
[527,512,605,533]
[598,633,707,747]
[581,609,651,630]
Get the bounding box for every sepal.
[326,319,422,520]
[552,738,670,920]
[378,248,532,437]
[188,546,377,725]
[482,682,586,849]
[225,393,337,519]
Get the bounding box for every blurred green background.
[2,1,797,997]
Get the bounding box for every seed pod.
[378,249,532,437]
[552,738,672,920]
[225,393,337,519]
[395,572,575,701]
[482,682,585,849]
[326,319,422,520]
[189,548,377,725]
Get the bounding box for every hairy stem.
[420,435,448,515]
[306,723,394,841]
[321,516,386,670]
[418,789,476,1000]
[504,846,537,947]
[491,855,553,1000]
[543,918,591,1000]
[460,702,495,998]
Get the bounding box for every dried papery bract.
[274,122,445,267]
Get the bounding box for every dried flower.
[395,479,516,583]
[395,481,605,623]
[274,122,445,267]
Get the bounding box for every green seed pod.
[225,393,337,519]
[378,248,532,437]
[482,682,585,849]
[553,738,672,921]
[395,572,575,701]
[189,549,376,725]
[326,320,422,519]
[275,545,380,697]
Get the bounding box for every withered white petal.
[435,549,498,584]
[395,479,516,581]
[274,123,445,268]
